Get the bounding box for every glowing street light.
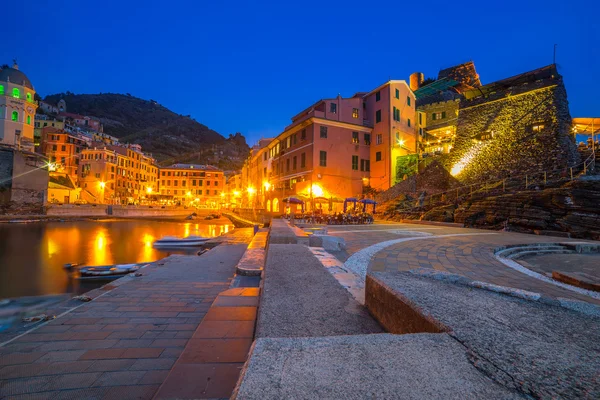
[247,187,256,195]
[99,181,106,189]
[311,184,323,197]
[397,138,405,147]
[264,182,271,191]
[146,186,153,194]
[233,190,241,197]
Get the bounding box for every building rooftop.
[165,163,221,171]
[0,65,34,90]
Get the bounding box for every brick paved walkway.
[0,233,251,399]
[326,223,600,305]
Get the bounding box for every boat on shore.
[153,235,209,247]
[65,263,146,281]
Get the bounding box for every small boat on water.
[65,263,145,281]
[153,235,209,247]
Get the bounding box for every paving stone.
[192,320,255,339]
[212,296,260,307]
[177,339,252,363]
[153,363,243,399]
[79,349,126,360]
[44,372,103,390]
[120,348,164,359]
[101,384,159,400]
[90,370,146,387]
[86,359,136,372]
[204,307,257,321]
[0,352,46,366]
[129,358,176,371]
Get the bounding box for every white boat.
[75,263,144,281]
[153,235,209,247]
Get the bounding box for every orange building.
[78,143,159,204]
[40,127,89,182]
[260,94,373,212]
[158,164,224,207]
[78,147,118,203]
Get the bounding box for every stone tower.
[0,62,38,152]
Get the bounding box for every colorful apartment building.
[78,147,118,203]
[240,80,417,212]
[40,127,89,182]
[158,164,224,207]
[78,143,159,204]
[364,81,417,190]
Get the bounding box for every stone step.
[509,249,575,260]
[496,245,567,258]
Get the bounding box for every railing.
[386,151,596,215]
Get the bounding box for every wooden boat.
[153,235,209,247]
[74,263,144,281]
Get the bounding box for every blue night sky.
[3,0,599,145]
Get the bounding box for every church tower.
[0,61,38,152]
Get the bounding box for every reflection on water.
[0,220,232,299]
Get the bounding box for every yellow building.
[78,144,159,204]
[78,147,118,203]
[0,62,38,152]
[158,164,225,207]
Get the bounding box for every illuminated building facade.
[40,127,89,182]
[158,164,224,207]
[0,62,38,152]
[78,144,159,204]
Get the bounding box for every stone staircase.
[495,243,575,260]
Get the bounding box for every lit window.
[532,124,545,133]
[27,115,31,124]
[320,126,328,138]
[352,108,359,118]
[376,110,381,123]
[351,155,358,170]
[27,92,32,102]
[364,134,371,145]
[330,103,337,113]
[12,88,20,98]
[352,131,359,144]
[376,152,382,162]
[376,134,382,145]
[319,151,327,167]
[11,111,18,122]
[0,85,4,95]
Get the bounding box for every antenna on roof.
[12,58,18,70]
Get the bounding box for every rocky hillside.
[43,93,249,169]
[381,177,600,240]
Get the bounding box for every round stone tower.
[0,62,38,151]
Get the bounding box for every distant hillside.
[43,93,249,169]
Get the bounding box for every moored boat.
[75,263,144,281]
[153,235,209,247]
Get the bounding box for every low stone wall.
[46,204,107,216]
[236,231,268,276]
[365,274,448,334]
[46,204,197,218]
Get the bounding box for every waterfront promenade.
[2,220,599,399]
[0,228,254,399]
